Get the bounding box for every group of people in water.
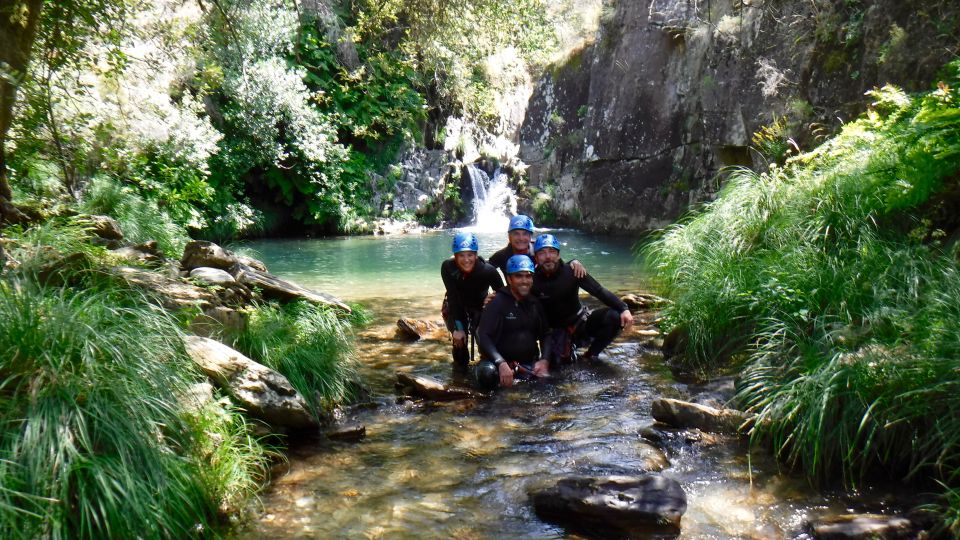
[440,215,633,390]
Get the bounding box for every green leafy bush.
[647,60,960,523]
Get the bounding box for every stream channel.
[236,230,908,539]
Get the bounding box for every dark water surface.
[234,231,900,539]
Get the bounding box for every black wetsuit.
[487,244,534,276]
[440,257,504,366]
[532,259,629,362]
[476,287,552,370]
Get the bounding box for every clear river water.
[234,230,907,539]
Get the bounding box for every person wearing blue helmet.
[475,254,552,389]
[487,214,588,279]
[441,232,505,368]
[531,233,634,364]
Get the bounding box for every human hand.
[533,359,550,378]
[483,292,496,307]
[620,310,634,332]
[452,330,467,347]
[570,259,587,278]
[499,362,515,387]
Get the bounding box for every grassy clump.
[80,176,190,257]
[0,279,269,538]
[231,301,370,417]
[647,60,960,525]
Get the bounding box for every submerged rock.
[395,371,487,401]
[396,318,447,340]
[807,514,914,539]
[183,336,319,430]
[531,475,687,538]
[651,398,753,434]
[325,423,366,442]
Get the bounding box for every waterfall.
[465,164,517,232]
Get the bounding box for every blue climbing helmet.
[534,233,562,253]
[506,254,535,274]
[508,214,534,233]
[452,232,479,254]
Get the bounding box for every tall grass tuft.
[0,279,267,538]
[80,176,190,257]
[646,59,960,518]
[231,301,368,416]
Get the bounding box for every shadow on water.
[235,234,917,539]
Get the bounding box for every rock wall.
[519,0,960,233]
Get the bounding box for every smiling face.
[508,229,532,253]
[454,251,477,274]
[535,247,560,275]
[507,271,533,298]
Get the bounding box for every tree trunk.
[0,0,46,205]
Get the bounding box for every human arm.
[533,301,552,378]
[440,261,469,334]
[569,259,587,278]
[579,273,633,329]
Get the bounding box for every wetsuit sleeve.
[578,273,630,313]
[476,297,505,364]
[535,300,552,361]
[486,264,506,290]
[441,262,468,330]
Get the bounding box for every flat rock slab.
[651,398,753,434]
[531,475,687,539]
[620,292,669,310]
[109,266,217,311]
[396,372,487,401]
[231,263,351,312]
[396,318,447,340]
[809,514,914,539]
[184,336,318,430]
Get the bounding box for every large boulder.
[181,240,237,271]
[189,267,236,285]
[531,475,687,538]
[396,372,487,401]
[230,262,351,312]
[183,336,319,430]
[651,398,753,434]
[108,266,217,311]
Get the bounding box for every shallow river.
[235,230,903,539]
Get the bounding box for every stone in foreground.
[396,371,487,401]
[184,336,318,430]
[531,475,687,539]
[396,318,447,340]
[808,514,914,539]
[651,398,753,434]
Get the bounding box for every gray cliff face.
[519,0,960,233]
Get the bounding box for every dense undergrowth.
[0,222,367,537]
[648,59,960,531]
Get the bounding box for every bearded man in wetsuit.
[531,233,634,364]
[441,232,505,369]
[487,214,588,279]
[475,255,552,389]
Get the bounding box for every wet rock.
[181,240,237,271]
[189,266,236,285]
[395,371,488,401]
[635,442,671,472]
[620,292,669,310]
[651,398,753,434]
[807,514,914,539]
[183,336,319,431]
[230,263,351,312]
[325,423,366,442]
[396,318,447,340]
[531,475,687,538]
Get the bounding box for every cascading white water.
[465,164,517,232]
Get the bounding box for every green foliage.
[231,301,367,416]
[0,278,267,538]
[647,60,960,504]
[80,176,189,256]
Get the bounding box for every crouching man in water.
[441,232,505,370]
[532,234,633,364]
[474,255,552,389]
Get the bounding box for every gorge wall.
[518,0,960,233]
